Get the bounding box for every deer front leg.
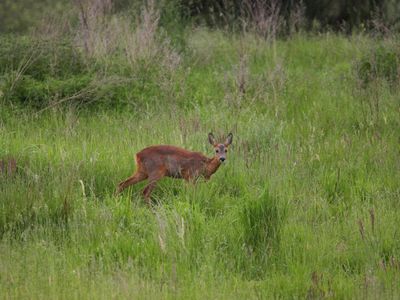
[142,170,166,206]
[142,181,156,206]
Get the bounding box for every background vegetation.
[1,0,400,298]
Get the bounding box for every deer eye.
[216,149,219,153]
[225,149,228,153]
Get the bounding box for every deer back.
[137,145,209,179]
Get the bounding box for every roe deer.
[116,133,233,205]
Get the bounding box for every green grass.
[1,30,400,299]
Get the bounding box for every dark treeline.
[1,0,400,34]
[178,0,399,29]
[108,0,400,33]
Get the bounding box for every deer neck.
[204,156,221,178]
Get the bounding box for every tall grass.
[1,18,400,299]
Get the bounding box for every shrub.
[0,36,86,80]
[356,45,400,86]
[2,74,92,108]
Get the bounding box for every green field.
[1,27,400,298]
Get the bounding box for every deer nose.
[219,157,226,162]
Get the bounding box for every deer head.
[208,133,233,162]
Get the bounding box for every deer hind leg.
[116,171,147,195]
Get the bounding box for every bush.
[356,45,400,86]
[2,75,92,108]
[0,36,86,80]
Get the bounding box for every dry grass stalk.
[236,52,249,96]
[72,0,180,72]
[124,0,160,65]
[74,0,113,56]
[124,0,181,71]
[0,157,17,177]
[288,1,306,35]
[243,0,282,42]
[155,211,167,253]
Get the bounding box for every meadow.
[1,16,400,298]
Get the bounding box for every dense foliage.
[1,0,400,34]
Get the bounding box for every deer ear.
[225,133,233,146]
[208,133,216,145]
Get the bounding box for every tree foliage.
[1,0,400,34]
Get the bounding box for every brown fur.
[116,133,232,206]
